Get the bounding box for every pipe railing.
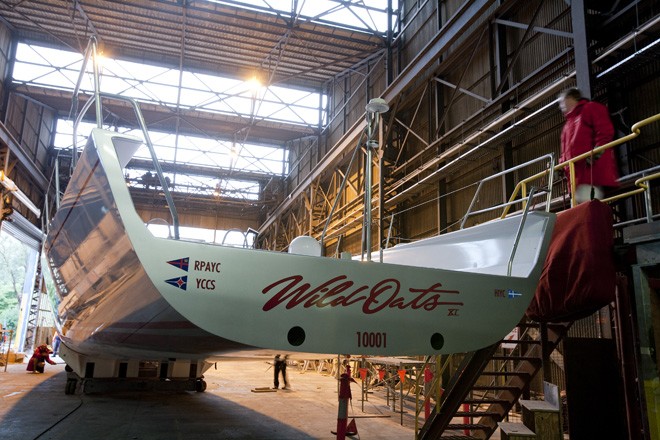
[460,153,555,229]
[69,37,180,239]
[459,153,554,278]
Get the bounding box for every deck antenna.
[363,98,389,262]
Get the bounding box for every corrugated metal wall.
[2,92,56,223]
[507,1,572,82]
[398,0,438,68]
[617,59,660,218]
[5,93,55,174]
[0,23,11,122]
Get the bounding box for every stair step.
[447,423,491,430]
[500,339,541,344]
[455,411,502,418]
[491,355,541,363]
[498,421,536,437]
[481,371,531,377]
[463,398,510,405]
[472,385,520,391]
[517,322,568,328]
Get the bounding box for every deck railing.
[69,36,181,239]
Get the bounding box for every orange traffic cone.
[346,418,358,436]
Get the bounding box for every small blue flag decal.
[165,276,187,291]
[507,289,522,299]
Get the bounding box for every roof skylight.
[12,43,325,128]
[205,0,397,34]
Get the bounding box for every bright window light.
[12,43,326,128]
[55,120,287,175]
[204,0,398,34]
[54,119,285,201]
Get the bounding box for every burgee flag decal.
[167,257,189,271]
[165,276,188,291]
[507,289,522,299]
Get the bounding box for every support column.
[571,0,592,97]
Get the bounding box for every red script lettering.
[262,275,462,314]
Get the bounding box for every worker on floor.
[26,344,56,373]
[273,354,290,390]
[52,331,61,356]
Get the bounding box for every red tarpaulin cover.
[526,200,616,322]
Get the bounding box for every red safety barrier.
[463,403,470,435]
[333,373,357,439]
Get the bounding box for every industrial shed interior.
[0,1,659,439]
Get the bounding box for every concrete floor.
[0,356,425,440]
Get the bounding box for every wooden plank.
[251,387,277,393]
[520,399,559,412]
[499,422,536,439]
[521,401,561,440]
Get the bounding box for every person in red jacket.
[26,344,56,373]
[558,88,619,204]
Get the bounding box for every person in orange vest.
[26,344,56,373]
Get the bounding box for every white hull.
[45,129,555,371]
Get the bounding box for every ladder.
[22,251,45,353]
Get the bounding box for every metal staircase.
[418,320,572,439]
[21,252,45,353]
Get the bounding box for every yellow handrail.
[502,112,660,217]
[601,171,660,204]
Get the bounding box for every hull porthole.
[287,326,305,346]
[431,333,444,350]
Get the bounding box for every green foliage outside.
[0,231,30,331]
